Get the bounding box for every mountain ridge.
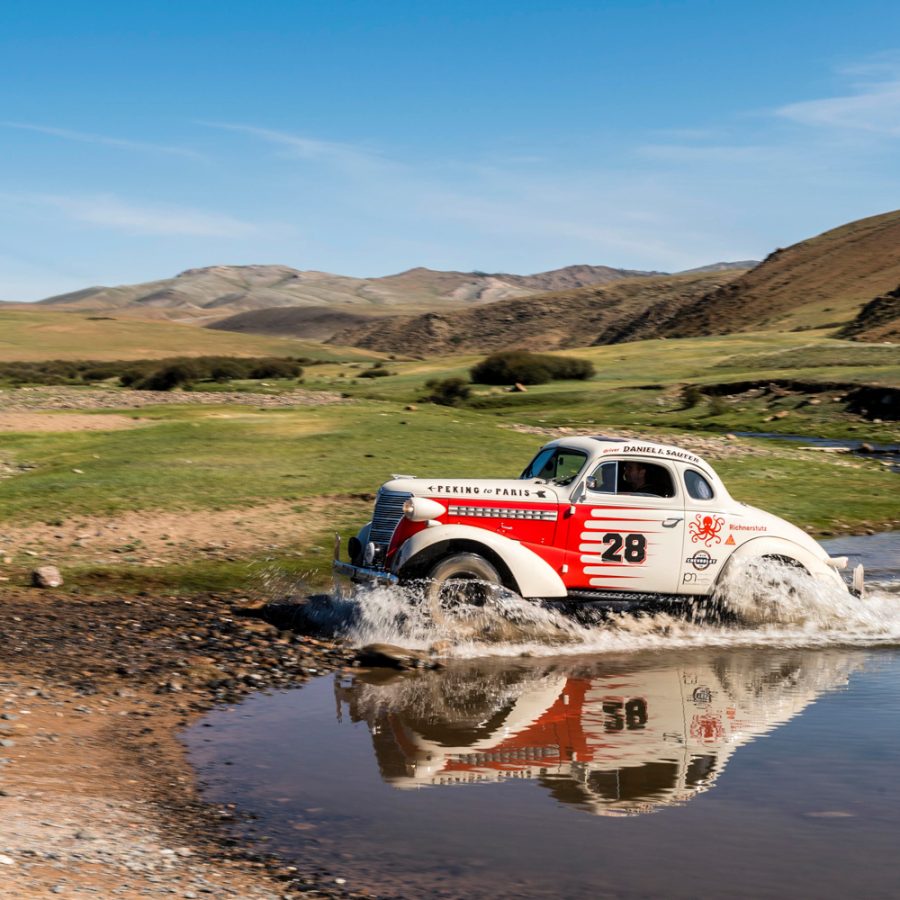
[35,262,668,323]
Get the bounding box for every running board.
[562,590,689,604]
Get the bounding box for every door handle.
[662,517,683,528]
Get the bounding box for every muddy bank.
[0,587,377,899]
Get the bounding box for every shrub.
[248,359,303,380]
[681,384,704,409]
[0,355,309,388]
[135,362,202,391]
[210,360,248,382]
[470,351,594,385]
[422,377,471,406]
[359,368,393,378]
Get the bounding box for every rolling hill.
[328,270,746,355]
[666,209,900,337]
[0,307,369,362]
[36,262,661,324]
[329,210,900,354]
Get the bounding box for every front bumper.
[332,534,398,585]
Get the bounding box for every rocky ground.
[0,586,384,899]
[0,387,345,412]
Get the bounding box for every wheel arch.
[399,538,519,592]
[392,524,568,598]
[714,535,836,589]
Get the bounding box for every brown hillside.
[329,271,743,355]
[667,209,900,337]
[207,305,378,340]
[837,287,900,343]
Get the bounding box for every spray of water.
[325,560,900,658]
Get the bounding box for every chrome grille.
[369,488,412,546]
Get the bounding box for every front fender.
[717,536,845,590]
[392,524,568,598]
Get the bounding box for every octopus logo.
[689,514,724,547]
[690,713,726,742]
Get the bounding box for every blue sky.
[2,0,900,299]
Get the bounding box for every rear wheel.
[424,553,503,622]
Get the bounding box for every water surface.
[187,534,900,899]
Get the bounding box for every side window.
[618,461,675,498]
[587,462,617,493]
[685,469,714,500]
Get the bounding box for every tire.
[715,554,806,624]
[424,552,503,622]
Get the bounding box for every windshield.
[521,447,588,485]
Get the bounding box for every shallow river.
[186,534,900,899]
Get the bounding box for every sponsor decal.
[730,523,768,532]
[690,713,725,742]
[682,572,710,585]
[428,484,481,495]
[681,572,709,585]
[601,444,703,465]
[685,550,715,570]
[692,686,712,704]
[725,534,736,545]
[688,514,725,547]
[427,485,542,498]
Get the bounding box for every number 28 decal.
[601,532,647,563]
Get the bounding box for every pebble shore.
[0,587,384,899]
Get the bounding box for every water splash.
[325,557,900,658]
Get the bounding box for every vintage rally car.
[333,435,863,608]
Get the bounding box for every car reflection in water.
[335,652,860,816]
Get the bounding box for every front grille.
[369,488,412,547]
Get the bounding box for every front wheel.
[424,552,503,622]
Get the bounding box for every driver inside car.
[619,461,670,496]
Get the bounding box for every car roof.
[541,434,714,472]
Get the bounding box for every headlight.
[402,497,447,522]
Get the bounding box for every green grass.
[1,329,896,594]
[0,403,542,523]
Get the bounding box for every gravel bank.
[0,587,379,899]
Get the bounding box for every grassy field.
[0,307,376,362]
[0,329,896,594]
[302,331,900,441]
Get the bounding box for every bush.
[210,360,247,382]
[470,351,594,385]
[422,377,471,406]
[248,359,303,380]
[681,384,704,409]
[359,368,393,378]
[135,362,202,391]
[0,355,309,389]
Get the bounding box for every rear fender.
[392,524,567,598]
[716,536,845,589]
